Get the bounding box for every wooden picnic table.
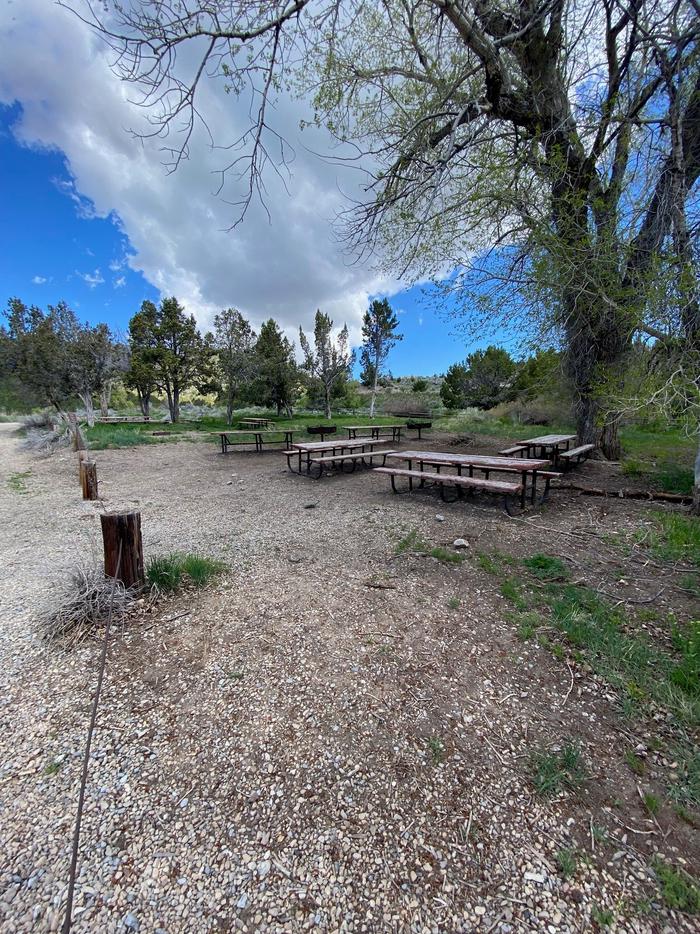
[214,429,300,453]
[288,438,391,475]
[239,417,273,429]
[384,450,551,507]
[518,433,576,461]
[346,424,404,441]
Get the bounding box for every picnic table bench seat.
[558,443,595,465]
[499,443,528,456]
[374,466,522,511]
[288,448,396,478]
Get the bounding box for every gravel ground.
[0,423,697,933]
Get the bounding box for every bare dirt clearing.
[0,424,697,933]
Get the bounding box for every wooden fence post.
[100,511,145,590]
[77,449,90,477]
[80,460,98,500]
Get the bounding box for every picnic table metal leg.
[530,470,538,505]
[520,480,527,509]
[220,435,225,454]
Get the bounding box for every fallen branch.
[557,483,692,505]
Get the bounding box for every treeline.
[0,296,403,424]
[441,347,563,411]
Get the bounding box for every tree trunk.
[140,391,151,418]
[171,386,180,423]
[99,381,113,417]
[369,370,378,418]
[324,386,332,419]
[100,510,145,591]
[79,392,96,427]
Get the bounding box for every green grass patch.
[146,552,226,593]
[395,530,465,564]
[522,553,570,581]
[556,847,579,879]
[529,742,588,797]
[7,470,31,493]
[591,905,614,928]
[651,857,700,914]
[44,760,62,776]
[428,736,445,764]
[490,549,700,813]
[642,512,700,566]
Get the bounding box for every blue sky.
[1,101,482,375]
[0,103,159,338]
[0,0,521,382]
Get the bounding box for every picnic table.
[346,424,404,442]
[239,417,273,429]
[214,429,300,453]
[383,450,552,507]
[501,433,576,461]
[286,438,393,476]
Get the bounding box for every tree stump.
[80,460,98,500]
[100,511,145,590]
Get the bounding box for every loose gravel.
[0,423,696,933]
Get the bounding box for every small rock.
[453,538,468,549]
[123,912,139,931]
[236,894,249,910]
[435,514,445,522]
[257,860,271,879]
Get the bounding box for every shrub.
[38,564,135,644]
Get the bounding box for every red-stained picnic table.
[286,437,393,476]
[383,450,552,507]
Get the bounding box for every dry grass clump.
[20,412,69,454]
[38,564,137,645]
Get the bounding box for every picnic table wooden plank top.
[344,424,405,430]
[520,433,576,445]
[292,438,390,452]
[386,451,550,470]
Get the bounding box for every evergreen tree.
[299,311,354,419]
[213,308,257,425]
[359,299,402,417]
[251,319,298,415]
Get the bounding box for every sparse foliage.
[299,310,354,419]
[359,299,402,417]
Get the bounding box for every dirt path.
[0,429,696,933]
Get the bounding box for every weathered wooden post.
[80,460,98,501]
[77,449,90,477]
[100,511,145,590]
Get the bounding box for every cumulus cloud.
[0,0,409,348]
[32,275,47,284]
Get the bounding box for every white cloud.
[0,0,411,348]
[77,268,105,289]
[113,275,126,288]
[32,275,47,284]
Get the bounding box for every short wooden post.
[100,511,145,590]
[80,460,98,500]
[77,449,90,477]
